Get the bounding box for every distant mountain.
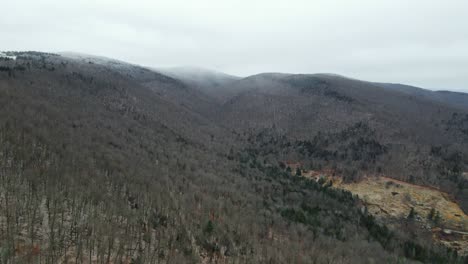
[433,90,468,111]
[155,66,240,101]
[376,82,468,111]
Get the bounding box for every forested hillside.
[217,73,468,213]
[0,51,466,263]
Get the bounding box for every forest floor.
[300,170,468,255]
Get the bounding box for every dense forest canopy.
[0,51,466,263]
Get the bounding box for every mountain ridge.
[0,51,467,263]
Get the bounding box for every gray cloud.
[1,0,467,91]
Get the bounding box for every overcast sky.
[1,0,467,91]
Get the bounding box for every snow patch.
[0,52,16,60]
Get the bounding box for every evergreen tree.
[427,208,435,220]
[295,168,302,176]
[434,211,441,224]
[407,208,415,220]
[204,220,214,234]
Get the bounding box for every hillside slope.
[376,82,468,112]
[216,73,468,212]
[0,51,466,263]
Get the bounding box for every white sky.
[1,0,467,91]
